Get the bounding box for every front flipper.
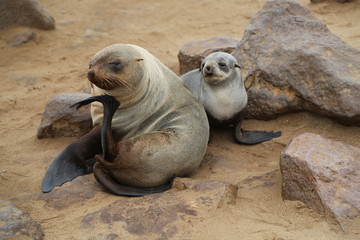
[93,160,173,197]
[234,121,281,145]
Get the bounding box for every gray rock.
[0,200,44,240]
[280,133,360,233]
[232,0,360,126]
[37,93,92,139]
[178,36,239,75]
[0,0,55,30]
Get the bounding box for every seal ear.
[199,60,205,72]
[235,63,241,69]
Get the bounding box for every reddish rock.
[178,36,239,75]
[280,133,360,233]
[37,93,92,139]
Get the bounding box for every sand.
[0,0,360,239]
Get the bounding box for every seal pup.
[180,52,281,145]
[42,44,209,196]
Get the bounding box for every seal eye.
[109,61,121,66]
[218,62,226,69]
[109,61,121,72]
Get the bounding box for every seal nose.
[88,69,95,80]
[205,65,211,71]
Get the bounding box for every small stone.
[7,30,37,47]
[37,93,92,139]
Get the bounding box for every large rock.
[178,36,239,75]
[37,93,92,139]
[0,0,55,30]
[232,0,360,126]
[280,133,360,233]
[0,200,44,240]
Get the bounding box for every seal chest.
[201,80,247,121]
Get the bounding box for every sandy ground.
[1,0,360,239]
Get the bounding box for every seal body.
[181,52,281,144]
[89,44,209,187]
[42,44,209,195]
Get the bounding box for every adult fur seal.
[42,44,209,196]
[180,52,281,145]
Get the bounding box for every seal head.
[200,52,241,86]
[88,45,145,91]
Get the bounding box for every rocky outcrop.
[0,200,44,240]
[280,133,360,233]
[54,178,238,239]
[178,36,239,75]
[0,0,55,30]
[232,0,360,126]
[37,93,92,139]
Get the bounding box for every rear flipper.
[93,157,173,197]
[41,127,101,193]
[234,120,281,145]
[79,94,174,196]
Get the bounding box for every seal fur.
[180,52,281,144]
[42,44,209,196]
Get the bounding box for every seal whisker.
[102,76,113,90]
[113,76,136,93]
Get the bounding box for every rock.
[37,93,92,139]
[79,178,237,239]
[178,36,239,75]
[0,0,55,30]
[7,30,37,47]
[38,175,97,210]
[0,200,44,240]
[232,0,360,126]
[280,133,360,233]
